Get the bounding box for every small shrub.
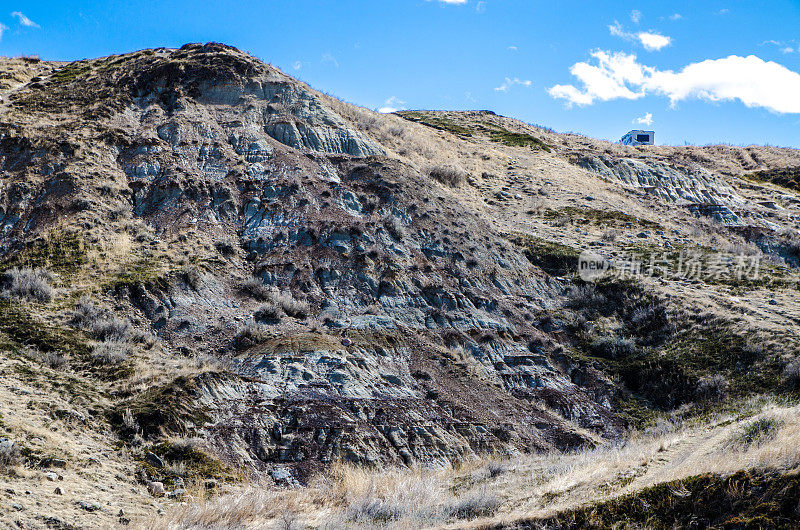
[566,285,608,311]
[182,266,202,290]
[601,229,618,242]
[729,416,783,449]
[383,217,406,241]
[279,295,310,319]
[215,240,237,256]
[234,323,271,350]
[122,408,140,434]
[240,277,273,301]
[696,374,728,401]
[347,495,404,523]
[487,461,507,478]
[0,440,21,474]
[429,165,466,187]
[91,316,133,341]
[447,490,501,519]
[72,298,143,342]
[71,297,104,327]
[589,336,637,359]
[91,339,134,365]
[254,302,282,323]
[784,358,800,389]
[0,267,55,302]
[41,351,67,369]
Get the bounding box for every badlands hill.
[0,43,799,528]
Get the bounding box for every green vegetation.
[510,233,580,276]
[745,167,800,193]
[110,375,212,439]
[395,111,473,136]
[561,278,791,427]
[0,299,89,357]
[485,127,551,151]
[395,111,552,151]
[2,229,88,277]
[51,61,93,83]
[730,416,783,448]
[544,206,661,229]
[139,439,238,487]
[103,256,169,290]
[535,470,800,529]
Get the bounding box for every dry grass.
[0,267,55,302]
[429,164,467,187]
[143,402,800,529]
[0,440,22,475]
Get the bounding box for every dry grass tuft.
[0,267,55,302]
[429,164,467,187]
[0,439,22,475]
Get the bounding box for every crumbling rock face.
[0,43,630,482]
[578,155,742,205]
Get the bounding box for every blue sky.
[2,1,800,147]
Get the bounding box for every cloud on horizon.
[549,50,800,114]
[379,96,406,113]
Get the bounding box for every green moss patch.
[544,207,661,229]
[745,167,800,193]
[396,111,474,136]
[0,300,88,356]
[103,256,169,290]
[110,375,212,440]
[51,61,93,84]
[139,440,238,487]
[2,229,88,277]
[509,233,580,276]
[486,128,551,151]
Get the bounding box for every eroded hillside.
[0,43,798,529]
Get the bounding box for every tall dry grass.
[141,402,800,529]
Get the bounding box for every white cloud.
[608,21,627,38]
[321,53,339,68]
[292,61,302,70]
[668,13,682,20]
[609,21,671,51]
[549,51,646,104]
[11,11,39,28]
[638,32,671,51]
[476,1,486,13]
[630,10,642,24]
[634,112,654,126]
[0,23,7,40]
[378,96,406,114]
[549,50,800,114]
[436,0,467,3]
[507,45,518,51]
[494,77,532,92]
[762,39,799,54]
